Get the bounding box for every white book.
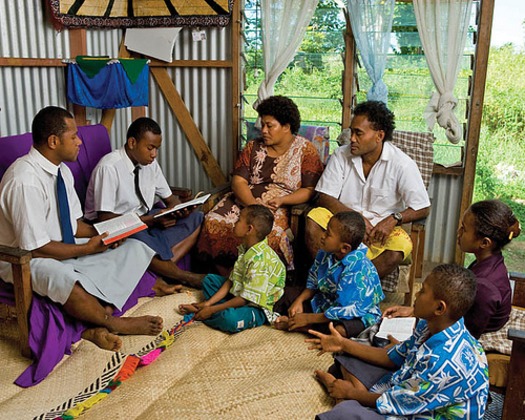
[376,317,417,342]
[153,193,211,219]
[93,212,147,245]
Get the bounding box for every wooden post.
[342,9,356,129]
[455,0,495,264]
[502,329,525,420]
[68,29,88,126]
[100,109,116,133]
[231,0,242,163]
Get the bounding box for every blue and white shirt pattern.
[374,318,489,419]
[306,244,384,327]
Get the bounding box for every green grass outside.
[244,45,525,272]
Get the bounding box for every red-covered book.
[93,212,147,245]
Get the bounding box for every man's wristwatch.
[391,212,403,225]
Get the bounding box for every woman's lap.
[196,194,293,268]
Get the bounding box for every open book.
[93,212,147,245]
[375,317,417,342]
[153,193,211,219]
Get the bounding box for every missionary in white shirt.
[306,101,430,281]
[85,117,204,288]
[0,107,165,351]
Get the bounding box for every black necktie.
[134,166,149,212]
[57,168,75,244]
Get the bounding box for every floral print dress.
[197,135,323,270]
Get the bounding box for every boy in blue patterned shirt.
[307,264,489,420]
[179,205,285,333]
[275,211,384,338]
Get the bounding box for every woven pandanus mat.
[98,326,335,420]
[0,288,211,419]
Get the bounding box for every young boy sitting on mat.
[307,264,489,420]
[274,211,384,338]
[179,204,286,333]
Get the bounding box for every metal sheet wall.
[0,1,232,194]
[0,1,69,134]
[0,1,462,264]
[425,174,464,263]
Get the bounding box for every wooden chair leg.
[502,329,525,420]
[415,228,425,278]
[12,260,33,358]
[404,264,416,306]
[404,229,420,306]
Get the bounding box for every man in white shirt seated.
[306,101,430,282]
[85,117,204,288]
[0,106,165,352]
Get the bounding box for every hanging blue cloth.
[66,60,149,109]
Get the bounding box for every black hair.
[331,211,366,251]
[243,204,274,241]
[31,106,74,147]
[353,100,396,141]
[126,117,162,141]
[428,264,477,321]
[469,200,521,251]
[256,95,301,135]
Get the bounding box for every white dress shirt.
[85,147,172,220]
[315,142,430,226]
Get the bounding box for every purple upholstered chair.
[0,125,158,387]
[0,124,111,210]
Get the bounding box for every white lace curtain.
[414,0,473,143]
[347,0,395,105]
[254,0,319,110]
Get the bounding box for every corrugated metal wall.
[0,1,232,195]
[425,174,464,263]
[0,1,69,133]
[0,1,464,264]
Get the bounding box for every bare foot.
[178,303,199,314]
[82,327,123,351]
[153,277,183,296]
[314,369,337,390]
[106,315,163,336]
[274,316,290,331]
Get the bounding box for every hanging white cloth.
[347,0,395,105]
[414,0,473,143]
[254,0,319,113]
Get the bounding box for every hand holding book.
[93,212,147,245]
[375,317,417,343]
[153,193,211,219]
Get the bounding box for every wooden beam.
[151,67,227,186]
[342,9,356,129]
[100,109,116,133]
[149,59,233,68]
[231,0,242,166]
[455,0,495,264]
[0,58,65,67]
[68,29,88,126]
[0,57,233,69]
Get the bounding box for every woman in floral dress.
[197,96,324,275]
